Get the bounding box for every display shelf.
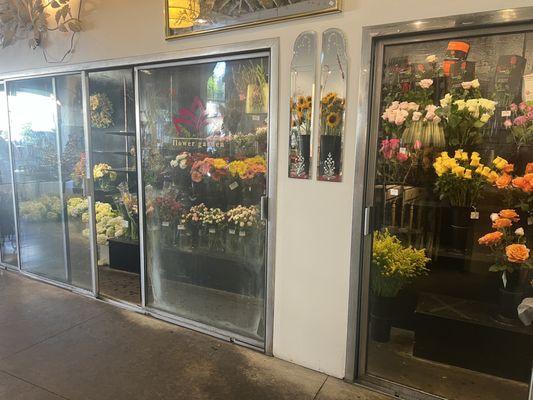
[102,130,136,137]
[93,150,134,157]
[109,167,137,173]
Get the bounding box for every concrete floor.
[0,270,388,400]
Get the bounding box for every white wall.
[1,0,531,379]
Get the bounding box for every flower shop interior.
[0,2,533,400]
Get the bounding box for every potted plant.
[370,230,430,342]
[318,92,345,181]
[478,209,532,319]
[433,150,500,254]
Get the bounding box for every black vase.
[319,135,341,181]
[449,206,473,254]
[296,134,311,178]
[370,295,397,343]
[498,287,524,320]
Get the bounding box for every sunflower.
[326,112,341,128]
[297,96,306,106]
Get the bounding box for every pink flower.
[514,115,528,126]
[418,79,433,89]
[414,140,422,150]
[412,111,422,122]
[510,103,518,112]
[504,119,513,129]
[397,152,409,162]
[389,138,400,149]
[191,171,203,183]
[380,139,393,160]
[519,102,527,111]
[527,111,533,120]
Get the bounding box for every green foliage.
[371,230,430,297]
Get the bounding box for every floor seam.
[0,308,110,362]
[0,369,71,400]
[313,376,328,400]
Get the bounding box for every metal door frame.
[345,6,533,400]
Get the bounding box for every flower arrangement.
[116,183,138,240]
[170,152,190,170]
[82,202,126,245]
[200,207,226,229]
[320,92,345,136]
[90,93,114,129]
[93,163,117,190]
[228,156,267,181]
[154,196,182,223]
[433,150,500,207]
[19,196,61,222]
[378,138,420,184]
[67,197,88,218]
[183,203,208,226]
[478,209,532,284]
[381,101,420,136]
[291,95,313,134]
[371,230,430,297]
[491,162,533,213]
[190,157,228,183]
[226,205,260,230]
[438,82,497,147]
[503,101,533,150]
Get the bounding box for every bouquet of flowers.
[228,156,267,181]
[67,197,89,218]
[381,101,420,137]
[170,152,190,170]
[90,93,114,129]
[378,138,420,184]
[226,205,260,230]
[93,163,117,190]
[82,202,126,246]
[433,150,499,207]
[190,157,228,183]
[478,209,531,288]
[491,162,533,213]
[116,183,139,240]
[291,95,313,135]
[371,230,430,297]
[438,80,497,147]
[183,203,208,227]
[320,92,345,136]
[503,102,533,150]
[200,207,226,230]
[154,196,182,223]
[20,196,61,222]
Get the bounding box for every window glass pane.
[366,29,533,400]
[8,78,68,282]
[88,69,141,304]
[0,83,18,267]
[139,55,269,341]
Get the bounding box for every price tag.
[239,231,246,237]
[229,181,239,191]
[501,110,511,117]
[252,115,260,121]
[177,224,185,230]
[122,220,129,228]
[389,188,399,196]
[162,221,170,227]
[229,229,236,235]
[209,228,216,234]
[470,211,479,220]
[528,216,533,226]
[502,272,508,288]
[399,147,408,155]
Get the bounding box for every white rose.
[515,228,525,236]
[412,111,422,122]
[461,81,473,90]
[426,55,438,63]
[440,93,452,108]
[490,213,499,222]
[480,113,491,123]
[418,79,434,89]
[471,79,480,89]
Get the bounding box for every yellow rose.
[470,158,480,167]
[464,170,472,179]
[454,149,463,159]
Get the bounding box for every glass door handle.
[261,196,269,221]
[364,206,373,236]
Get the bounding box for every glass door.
[7,75,93,290]
[361,25,533,400]
[87,68,141,304]
[0,82,18,268]
[137,53,270,344]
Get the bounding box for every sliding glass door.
[137,53,270,343]
[7,75,93,289]
[0,83,17,268]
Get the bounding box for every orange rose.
[495,173,512,189]
[499,209,520,222]
[525,163,533,174]
[503,164,514,174]
[478,231,503,246]
[512,177,533,193]
[505,244,530,263]
[492,218,512,229]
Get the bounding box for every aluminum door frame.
[345,7,533,400]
